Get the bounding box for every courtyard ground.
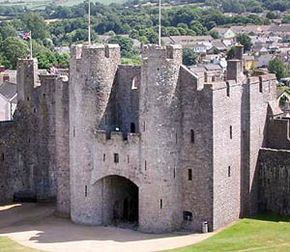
[0,203,214,252]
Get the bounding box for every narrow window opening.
[114,153,119,163]
[130,123,136,133]
[1,153,4,161]
[167,48,174,59]
[173,167,176,178]
[188,169,192,181]
[145,160,147,171]
[176,132,178,144]
[160,199,163,209]
[103,154,106,162]
[28,138,31,143]
[33,108,37,113]
[230,126,233,139]
[27,97,30,101]
[85,185,88,197]
[105,46,110,58]
[43,93,46,97]
[127,155,130,163]
[143,121,146,132]
[131,76,138,90]
[73,127,76,137]
[228,166,231,177]
[259,77,263,93]
[226,82,230,97]
[190,130,195,143]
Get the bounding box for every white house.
[0,81,17,121]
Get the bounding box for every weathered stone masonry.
[0,43,289,234]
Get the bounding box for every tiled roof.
[0,81,17,100]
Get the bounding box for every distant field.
[59,0,126,6]
[0,0,126,9]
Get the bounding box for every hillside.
[0,0,126,10]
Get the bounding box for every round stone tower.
[69,44,120,224]
[138,44,183,232]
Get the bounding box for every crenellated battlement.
[71,43,120,61]
[142,44,182,63]
[94,130,140,145]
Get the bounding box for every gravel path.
[0,203,215,252]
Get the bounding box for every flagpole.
[30,31,32,59]
[88,0,91,45]
[158,0,161,46]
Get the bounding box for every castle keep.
[0,43,289,233]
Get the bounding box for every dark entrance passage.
[102,175,138,225]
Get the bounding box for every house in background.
[0,81,17,121]
[277,89,290,115]
[243,55,257,71]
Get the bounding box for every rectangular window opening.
[103,154,106,162]
[183,211,193,221]
[85,185,88,197]
[190,130,195,143]
[145,160,147,171]
[188,169,192,181]
[160,199,163,209]
[228,166,231,177]
[114,153,119,163]
[230,126,233,139]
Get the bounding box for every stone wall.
[69,44,121,226]
[258,148,290,215]
[241,74,277,216]
[0,59,69,215]
[212,79,242,230]
[138,45,183,233]
[266,117,290,150]
[179,66,214,232]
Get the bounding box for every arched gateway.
[98,175,139,225]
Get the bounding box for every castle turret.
[17,58,38,104]
[69,44,121,224]
[138,45,183,232]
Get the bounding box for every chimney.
[226,44,244,81]
[227,59,241,81]
[235,44,244,60]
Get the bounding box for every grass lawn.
[169,214,290,252]
[0,237,40,252]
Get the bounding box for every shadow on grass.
[248,212,290,223]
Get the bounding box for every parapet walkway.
[0,203,215,252]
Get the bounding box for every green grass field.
[0,237,40,251]
[169,215,290,252]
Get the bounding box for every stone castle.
[0,43,289,233]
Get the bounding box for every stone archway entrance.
[101,175,138,226]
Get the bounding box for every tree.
[226,47,236,60]
[182,48,197,66]
[266,11,278,19]
[108,35,134,57]
[268,57,289,80]
[22,12,49,41]
[1,37,28,69]
[209,30,220,39]
[236,34,252,52]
